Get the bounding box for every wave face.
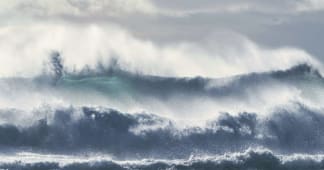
[1,56,324,169]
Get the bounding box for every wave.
[57,63,322,97]
[1,14,324,170]
[0,103,323,158]
[1,149,324,170]
[0,62,321,121]
[0,61,324,168]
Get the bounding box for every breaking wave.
[0,103,323,158]
[1,57,323,122]
[1,149,324,170]
[0,54,324,169]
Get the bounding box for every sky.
[0,0,323,77]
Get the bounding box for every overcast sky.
[0,0,323,77]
